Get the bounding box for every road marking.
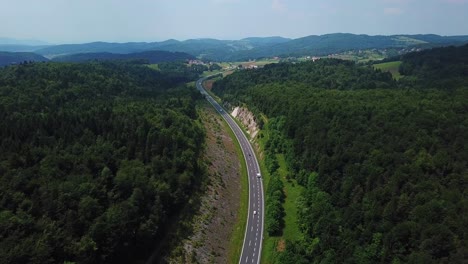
[249,240,251,246]
[246,256,249,262]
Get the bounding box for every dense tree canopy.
[212,46,468,263]
[0,61,205,263]
[398,44,468,89]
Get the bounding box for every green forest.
[0,61,205,263]
[212,45,468,263]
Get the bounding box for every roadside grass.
[223,109,249,264]
[207,85,302,263]
[276,154,303,241]
[373,61,402,80]
[251,122,303,263]
[202,70,224,77]
[201,90,248,264]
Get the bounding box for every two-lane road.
[196,77,264,264]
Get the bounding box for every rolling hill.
[1,34,467,61]
[34,37,291,60]
[227,33,468,60]
[51,50,195,63]
[0,51,49,66]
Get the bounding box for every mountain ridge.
[1,33,467,61]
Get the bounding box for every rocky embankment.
[231,106,259,139]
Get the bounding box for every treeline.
[157,61,208,83]
[398,44,468,89]
[214,59,395,111]
[263,117,291,235]
[212,46,468,263]
[0,61,205,263]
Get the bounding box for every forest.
[0,61,205,263]
[212,45,468,263]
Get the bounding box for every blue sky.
[0,0,467,43]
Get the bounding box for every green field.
[255,121,303,264]
[227,121,249,264]
[147,64,159,70]
[373,61,402,80]
[276,154,303,241]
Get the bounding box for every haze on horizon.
[1,0,467,44]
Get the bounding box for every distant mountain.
[52,50,195,63]
[0,52,49,66]
[0,37,49,46]
[240,36,291,45]
[35,37,292,60]
[6,34,467,61]
[228,33,468,60]
[36,42,153,57]
[0,44,50,52]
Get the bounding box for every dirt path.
[167,102,242,264]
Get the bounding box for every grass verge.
[207,101,249,264]
[255,126,303,264]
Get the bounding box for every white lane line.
[249,240,251,246]
[246,256,249,262]
[251,226,253,231]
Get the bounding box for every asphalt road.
[196,77,264,264]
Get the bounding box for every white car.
[256,172,261,178]
[254,210,257,215]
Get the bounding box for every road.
[196,77,264,264]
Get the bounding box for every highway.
[196,77,264,264]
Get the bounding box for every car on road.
[256,172,261,178]
[254,210,257,215]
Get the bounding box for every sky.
[0,0,467,44]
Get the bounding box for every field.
[373,61,403,79]
[254,121,303,264]
[260,153,303,264]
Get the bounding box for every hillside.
[0,51,49,66]
[51,50,195,63]
[3,34,467,61]
[11,34,466,61]
[33,37,292,60]
[212,45,468,263]
[0,44,50,53]
[398,44,468,88]
[228,33,468,60]
[0,61,206,264]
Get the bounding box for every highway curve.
[196,77,264,264]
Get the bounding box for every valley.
[1,2,467,262]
